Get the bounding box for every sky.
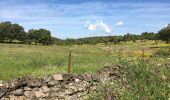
[0,0,170,39]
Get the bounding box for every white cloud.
[87,24,97,31]
[85,20,112,33]
[115,21,124,26]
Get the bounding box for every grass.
[0,44,119,81]
[0,40,169,99]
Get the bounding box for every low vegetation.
[0,21,170,99]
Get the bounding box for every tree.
[158,25,170,43]
[0,21,25,43]
[0,22,11,42]
[27,29,52,45]
[9,23,25,43]
[38,29,52,45]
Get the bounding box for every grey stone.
[24,87,32,91]
[28,81,42,88]
[75,81,91,92]
[0,88,7,98]
[50,86,61,92]
[12,89,24,96]
[24,91,33,97]
[43,76,52,83]
[47,80,59,87]
[40,85,50,93]
[82,73,92,82]
[65,88,76,95]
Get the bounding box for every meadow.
[0,41,169,99]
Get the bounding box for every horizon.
[0,0,170,39]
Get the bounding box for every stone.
[28,81,42,88]
[12,89,24,96]
[74,78,80,83]
[40,85,50,93]
[52,74,63,81]
[82,73,92,82]
[0,80,4,87]
[65,88,76,95]
[0,88,7,98]
[91,74,100,82]
[1,97,10,100]
[9,95,17,100]
[47,80,59,87]
[24,87,32,91]
[34,91,47,98]
[24,91,33,97]
[75,75,84,80]
[50,86,61,92]
[43,76,52,83]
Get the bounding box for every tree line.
[0,21,170,45]
[0,21,52,45]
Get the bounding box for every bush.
[153,49,170,57]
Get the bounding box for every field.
[0,41,169,99]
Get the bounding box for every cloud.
[115,21,124,26]
[85,20,112,33]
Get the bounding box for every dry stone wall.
[0,65,126,100]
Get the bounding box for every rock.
[75,81,91,92]
[40,86,50,93]
[75,75,84,80]
[47,80,59,87]
[52,74,63,81]
[28,81,42,88]
[1,97,10,100]
[0,88,7,98]
[9,95,17,100]
[43,76,52,83]
[12,89,24,96]
[82,73,92,82]
[50,85,61,92]
[24,91,33,97]
[65,88,76,95]
[74,78,80,83]
[9,95,28,100]
[0,80,4,87]
[97,66,114,82]
[65,95,79,100]
[24,87,32,91]
[91,74,100,82]
[34,91,47,98]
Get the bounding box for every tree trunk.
[10,39,12,43]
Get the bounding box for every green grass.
[0,40,169,99]
[0,44,119,81]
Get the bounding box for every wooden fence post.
[68,50,72,73]
[141,48,145,62]
[108,42,111,55]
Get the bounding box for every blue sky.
[0,0,170,39]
